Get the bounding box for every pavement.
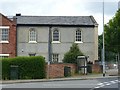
[1,72,119,84]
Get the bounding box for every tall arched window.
[29,28,36,42]
[53,29,60,42]
[75,30,82,42]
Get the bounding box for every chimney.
[16,13,21,16]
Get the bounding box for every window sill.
[75,41,83,43]
[28,41,37,43]
[0,41,9,43]
[0,54,9,56]
[52,41,61,44]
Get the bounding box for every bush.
[1,56,46,80]
[63,43,84,64]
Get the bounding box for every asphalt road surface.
[1,77,120,90]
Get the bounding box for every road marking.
[103,82,109,84]
[95,85,105,88]
[97,83,103,85]
[114,80,118,82]
[110,81,116,84]
[106,83,111,85]
[94,80,119,89]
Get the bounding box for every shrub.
[1,56,46,80]
[63,43,84,64]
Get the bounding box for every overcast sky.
[0,0,120,35]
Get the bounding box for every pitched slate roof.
[15,15,98,26]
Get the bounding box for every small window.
[2,29,9,41]
[29,53,36,56]
[75,30,82,42]
[52,29,60,42]
[0,27,9,43]
[29,28,37,43]
[52,54,59,63]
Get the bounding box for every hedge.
[1,56,46,80]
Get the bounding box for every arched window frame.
[75,29,82,43]
[52,28,60,43]
[29,28,37,43]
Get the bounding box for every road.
[1,77,120,90]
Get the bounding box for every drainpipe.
[13,16,18,57]
[47,26,52,79]
[48,26,52,64]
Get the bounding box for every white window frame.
[52,29,60,43]
[52,53,59,63]
[0,26,9,43]
[0,54,9,58]
[75,29,83,43]
[29,28,37,43]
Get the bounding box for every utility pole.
[102,0,105,77]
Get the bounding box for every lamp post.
[102,0,105,77]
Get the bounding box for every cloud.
[0,0,57,16]
[45,0,85,16]
[0,0,118,16]
[0,0,119,35]
[84,2,118,16]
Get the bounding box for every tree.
[98,9,120,62]
[104,9,120,53]
[63,43,84,64]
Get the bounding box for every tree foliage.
[63,43,84,64]
[104,9,120,53]
[98,9,120,62]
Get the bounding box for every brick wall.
[46,63,77,78]
[0,14,16,57]
[92,64,102,73]
[45,63,103,78]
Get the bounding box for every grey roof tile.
[15,16,98,26]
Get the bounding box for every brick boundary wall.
[45,63,102,78]
[46,63,77,78]
[92,64,102,73]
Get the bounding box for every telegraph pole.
[102,0,105,77]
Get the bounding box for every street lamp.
[102,0,106,77]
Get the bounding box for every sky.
[0,0,120,35]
